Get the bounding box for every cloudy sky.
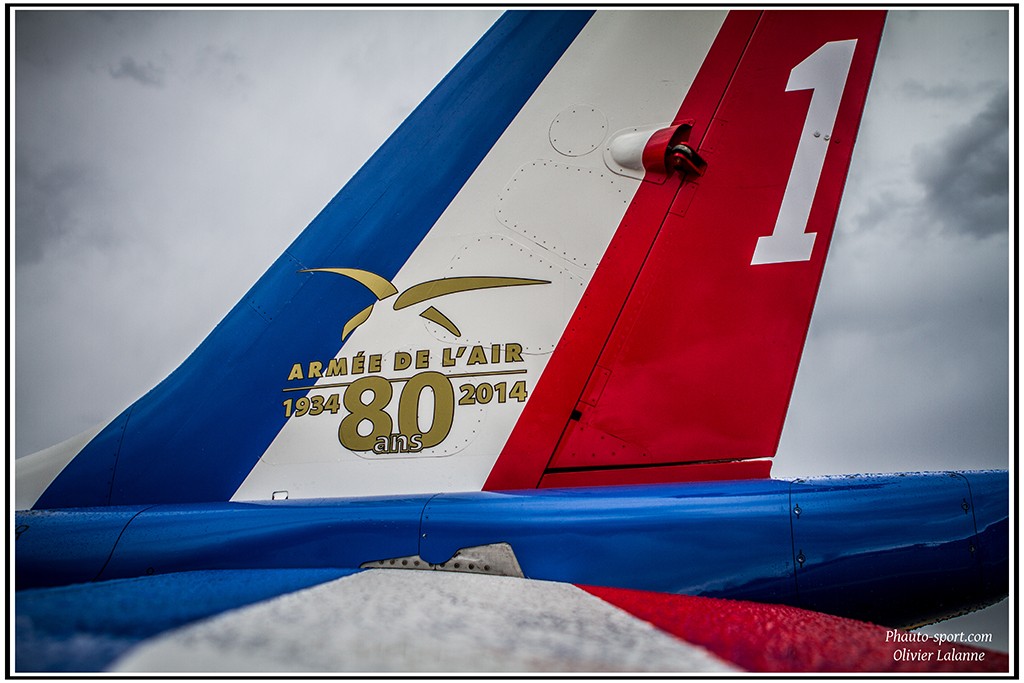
[14,9,502,455]
[14,8,1010,467]
[775,9,1011,478]
[11,7,1012,642]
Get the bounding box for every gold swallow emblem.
[302,268,550,339]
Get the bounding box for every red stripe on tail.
[485,10,763,490]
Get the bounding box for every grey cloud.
[914,88,1009,238]
[191,44,248,91]
[900,79,995,100]
[109,56,166,87]
[15,11,105,69]
[198,44,239,67]
[905,80,974,100]
[15,157,95,265]
[15,11,155,73]
[16,11,175,86]
[840,188,911,237]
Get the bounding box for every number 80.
[338,371,455,452]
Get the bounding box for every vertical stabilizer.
[20,10,886,508]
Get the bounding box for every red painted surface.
[583,585,1009,673]
[641,123,686,179]
[538,459,770,489]
[548,11,886,470]
[485,11,763,490]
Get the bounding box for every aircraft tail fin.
[487,10,887,489]
[20,9,886,508]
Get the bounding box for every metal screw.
[797,551,806,566]
[793,504,802,518]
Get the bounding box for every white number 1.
[751,40,857,265]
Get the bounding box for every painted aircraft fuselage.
[17,471,1007,628]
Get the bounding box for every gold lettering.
[467,345,487,365]
[416,349,430,369]
[307,361,323,379]
[368,354,382,373]
[352,352,366,375]
[288,363,304,381]
[326,357,347,377]
[505,343,524,363]
[394,352,412,371]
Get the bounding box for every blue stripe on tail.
[36,11,595,508]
